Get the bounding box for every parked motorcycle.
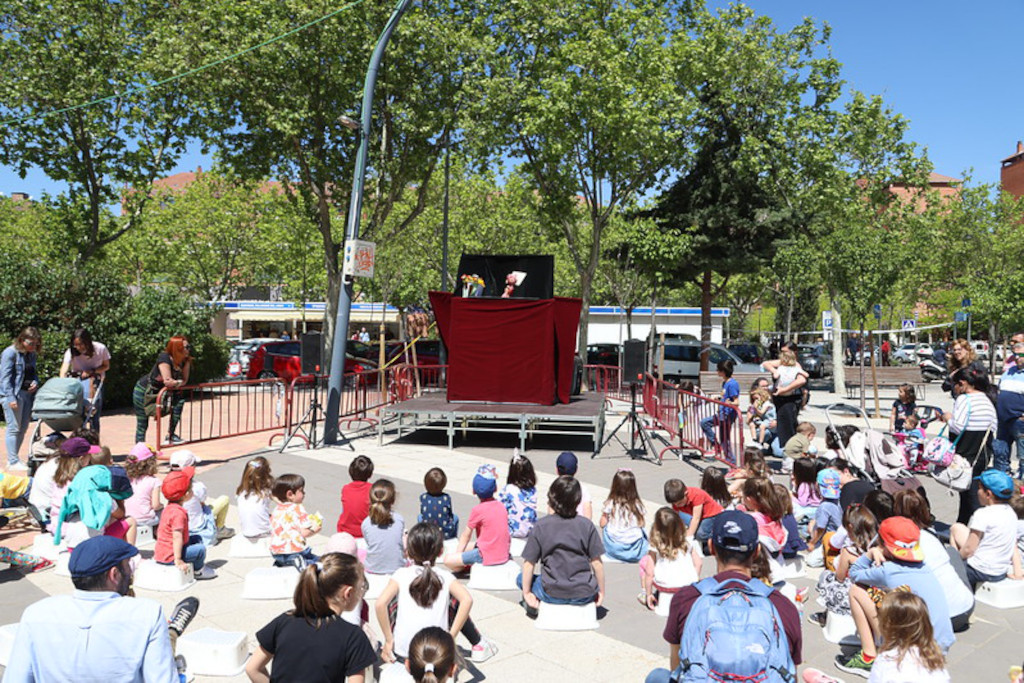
[919,357,947,383]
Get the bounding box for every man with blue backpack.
[645,510,802,683]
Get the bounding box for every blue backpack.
[673,576,795,683]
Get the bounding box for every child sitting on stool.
[445,465,510,572]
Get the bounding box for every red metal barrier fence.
[155,364,447,449]
[154,361,743,464]
[642,373,746,468]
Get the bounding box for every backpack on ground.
[673,576,796,683]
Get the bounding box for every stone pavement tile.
[524,628,665,681]
[464,652,570,682]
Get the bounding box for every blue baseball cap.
[817,468,841,500]
[69,536,138,578]
[976,469,1015,500]
[472,464,497,498]
[711,510,759,553]
[556,451,578,475]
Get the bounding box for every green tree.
[0,0,205,261]
[639,5,843,371]
[466,0,687,358]
[197,0,472,366]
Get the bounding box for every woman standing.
[133,336,192,445]
[1,327,42,470]
[761,344,808,447]
[59,328,111,433]
[943,339,976,398]
[941,363,997,524]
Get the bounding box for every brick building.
[1002,141,1024,198]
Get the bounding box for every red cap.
[161,466,194,502]
[879,516,924,562]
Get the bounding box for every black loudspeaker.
[622,339,646,386]
[300,332,323,375]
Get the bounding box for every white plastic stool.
[54,551,72,577]
[976,579,1024,609]
[0,623,18,668]
[176,628,248,677]
[823,611,857,644]
[135,524,155,548]
[468,560,520,591]
[229,535,271,558]
[133,559,196,592]
[242,567,299,600]
[436,538,460,563]
[378,661,415,683]
[31,533,67,561]
[510,537,527,558]
[773,556,806,581]
[364,572,392,601]
[535,601,599,631]
[654,591,674,617]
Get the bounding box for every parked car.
[654,339,761,382]
[246,340,375,384]
[586,343,621,366]
[727,342,766,365]
[891,343,919,364]
[226,337,279,378]
[797,344,832,378]
[971,340,989,360]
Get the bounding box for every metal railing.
[154,377,288,447]
[584,364,630,403]
[642,373,746,468]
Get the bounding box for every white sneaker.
[195,566,217,580]
[7,462,28,472]
[471,638,497,663]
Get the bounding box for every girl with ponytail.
[362,479,407,575]
[406,627,460,682]
[376,523,497,665]
[246,552,376,682]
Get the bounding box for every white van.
[656,340,760,382]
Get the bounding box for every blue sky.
[2,1,1021,198]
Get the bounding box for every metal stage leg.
[447,413,454,449]
[520,415,527,452]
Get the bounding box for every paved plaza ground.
[3,379,1023,681]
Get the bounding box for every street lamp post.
[324,0,415,445]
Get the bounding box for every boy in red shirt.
[664,478,723,541]
[445,464,511,571]
[156,467,216,580]
[336,455,373,537]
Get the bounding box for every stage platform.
[377,393,607,452]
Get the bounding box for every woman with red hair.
[132,336,193,444]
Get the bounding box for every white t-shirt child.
[601,503,645,545]
[967,503,1017,577]
[652,547,699,589]
[867,646,950,683]
[237,491,274,538]
[391,565,455,659]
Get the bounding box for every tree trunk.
[323,261,343,374]
[830,293,845,394]
[859,322,867,415]
[785,292,794,340]
[700,270,713,372]
[626,307,633,341]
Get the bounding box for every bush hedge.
[0,254,228,408]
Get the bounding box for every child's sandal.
[637,591,651,609]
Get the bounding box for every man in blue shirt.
[4,536,198,683]
[995,342,1024,477]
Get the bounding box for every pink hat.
[129,442,156,461]
[88,445,103,455]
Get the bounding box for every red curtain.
[429,292,581,405]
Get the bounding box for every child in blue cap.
[444,464,510,572]
[950,469,1022,589]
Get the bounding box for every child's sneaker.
[807,611,827,627]
[803,668,846,683]
[471,638,498,663]
[835,651,872,678]
[195,566,217,580]
[27,558,54,573]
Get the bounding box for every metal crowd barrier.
[642,373,746,468]
[154,377,288,447]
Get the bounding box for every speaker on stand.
[281,332,327,451]
[597,339,656,462]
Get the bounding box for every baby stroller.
[824,403,925,497]
[27,377,103,471]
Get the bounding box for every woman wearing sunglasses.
[132,336,193,445]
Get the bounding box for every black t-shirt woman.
[132,336,193,444]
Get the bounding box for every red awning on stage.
[429,291,581,405]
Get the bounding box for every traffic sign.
[954,312,968,322]
[962,298,972,308]
[873,304,882,319]
[822,310,833,330]
[901,319,917,331]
